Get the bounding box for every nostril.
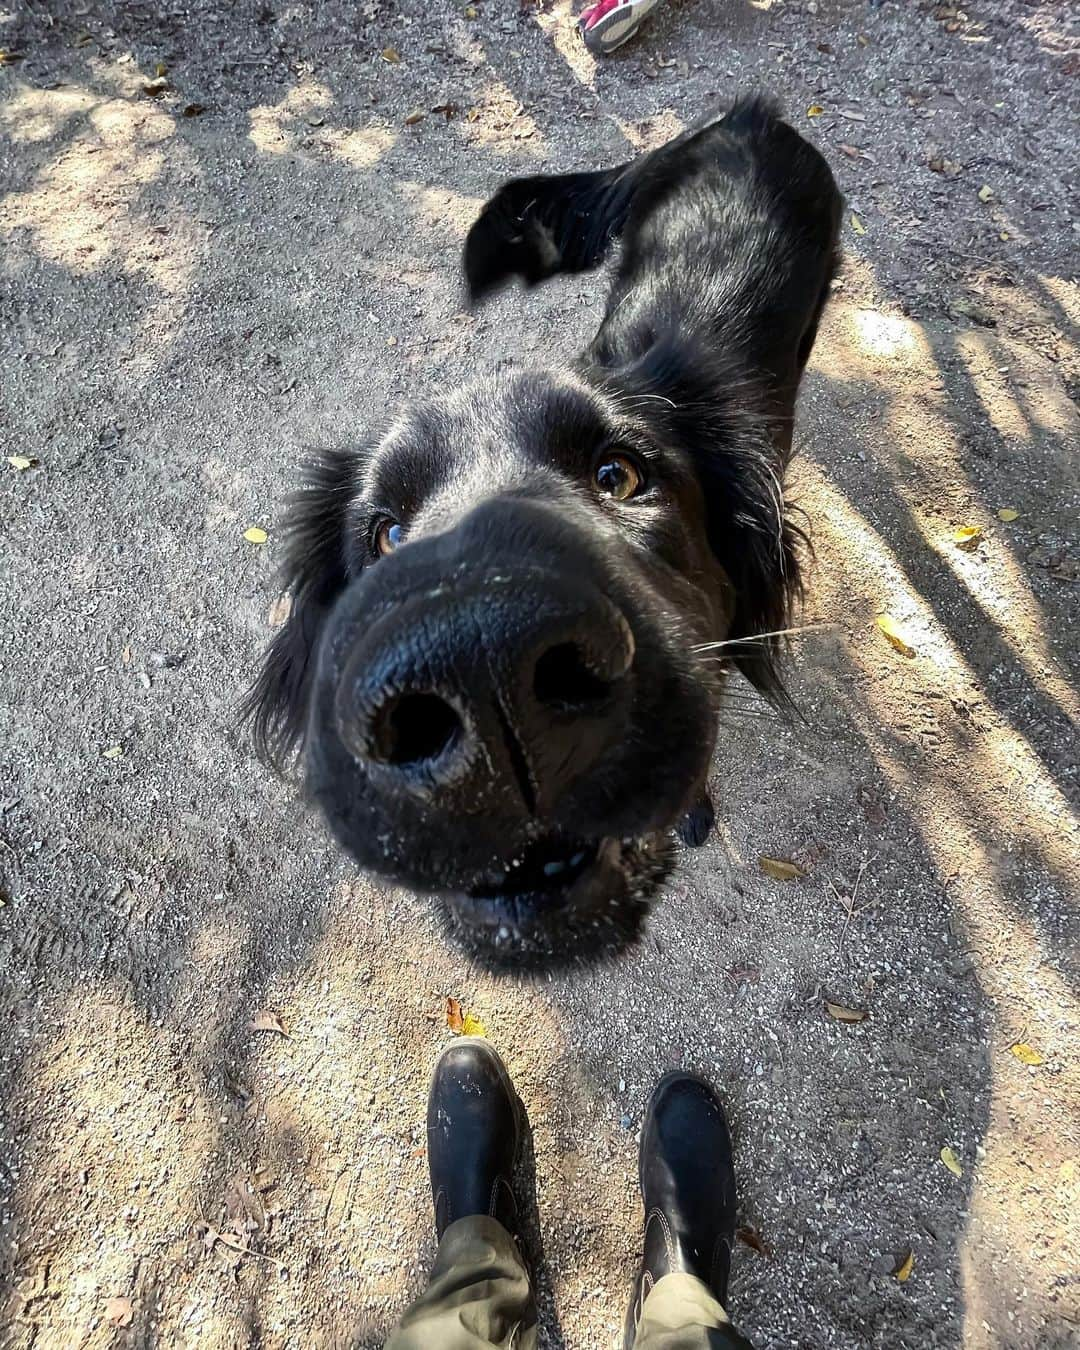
[533,642,614,713]
[371,692,462,767]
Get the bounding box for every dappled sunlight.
[533,0,598,90]
[248,79,334,155]
[396,180,485,241]
[800,468,1078,1348]
[0,89,202,300]
[813,304,935,384]
[956,331,1034,444]
[3,985,218,1341]
[0,83,97,144]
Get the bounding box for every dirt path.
[1,2,1077,1346]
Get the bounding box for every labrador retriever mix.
[243,98,842,969]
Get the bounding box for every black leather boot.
[624,1072,737,1348]
[427,1037,522,1241]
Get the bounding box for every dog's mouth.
[444,829,675,971]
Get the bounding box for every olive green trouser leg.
[384,1216,537,1350]
[632,1272,755,1350]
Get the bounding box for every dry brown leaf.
[838,143,863,159]
[7,455,37,471]
[996,507,1019,521]
[892,1249,914,1282]
[381,46,401,63]
[825,1000,868,1023]
[250,1009,289,1037]
[445,996,465,1034]
[1010,1042,1044,1066]
[183,103,207,118]
[225,1172,266,1232]
[940,1145,962,1177]
[142,77,169,97]
[404,110,425,126]
[953,525,982,550]
[875,614,916,657]
[735,1225,771,1256]
[104,1297,134,1327]
[758,856,804,881]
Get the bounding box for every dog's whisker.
[692,623,838,653]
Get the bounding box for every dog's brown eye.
[594,453,644,502]
[374,519,404,557]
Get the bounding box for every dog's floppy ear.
[585,332,804,705]
[240,448,359,768]
[463,163,635,304]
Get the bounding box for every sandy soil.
[1,1,1077,1346]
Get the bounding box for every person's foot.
[427,1037,522,1240]
[578,0,666,55]
[624,1072,737,1348]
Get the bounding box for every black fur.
[243,98,842,967]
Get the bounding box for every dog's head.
[243,343,801,970]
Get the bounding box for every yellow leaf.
[1010,1042,1044,1066]
[940,1145,962,1177]
[977,184,994,203]
[155,61,167,77]
[893,1249,914,1282]
[850,212,866,236]
[462,1013,487,1037]
[464,4,478,16]
[7,455,37,470]
[875,614,916,657]
[102,745,123,760]
[381,46,401,63]
[807,104,825,118]
[467,106,480,122]
[996,507,1019,521]
[952,525,982,550]
[825,1000,868,1023]
[758,856,804,881]
[243,526,268,544]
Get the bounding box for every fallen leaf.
[404,109,425,126]
[997,507,1019,521]
[807,104,824,118]
[381,46,401,63]
[243,526,268,545]
[850,212,866,236]
[250,1009,289,1037]
[977,183,995,203]
[464,4,478,16]
[735,1225,771,1256]
[825,1000,868,1023]
[268,595,292,627]
[104,1297,134,1328]
[102,745,123,760]
[7,455,37,471]
[225,1172,266,1232]
[892,1249,914,1282]
[875,614,916,657]
[466,106,481,123]
[121,645,133,665]
[940,1145,963,1178]
[445,997,486,1037]
[758,856,804,881]
[183,102,207,117]
[953,525,982,550]
[155,61,168,77]
[838,143,863,159]
[1010,1042,1044,1066]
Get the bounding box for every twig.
[195,1221,288,1277]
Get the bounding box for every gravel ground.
[1,1,1077,1347]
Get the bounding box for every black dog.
[243,98,842,969]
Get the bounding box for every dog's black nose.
[334,573,635,815]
